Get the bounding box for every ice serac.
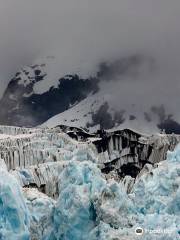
[0,125,180,197]
[52,160,136,240]
[58,126,180,179]
[23,188,55,240]
[53,161,106,240]
[130,144,180,239]
[52,145,180,240]
[0,159,30,240]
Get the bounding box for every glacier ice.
[129,144,180,239]
[52,160,137,240]
[0,127,179,239]
[53,161,106,240]
[0,159,30,240]
[24,188,55,240]
[50,144,180,240]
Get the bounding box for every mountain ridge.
[0,56,180,134]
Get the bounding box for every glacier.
[0,126,179,239]
[51,148,180,240]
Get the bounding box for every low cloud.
[0,0,179,129]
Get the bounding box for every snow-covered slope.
[42,91,161,134]
[0,55,180,134]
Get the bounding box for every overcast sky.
[0,0,180,115]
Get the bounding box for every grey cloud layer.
[0,0,180,113]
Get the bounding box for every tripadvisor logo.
[135,227,144,236]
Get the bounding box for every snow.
[16,66,35,87]
[32,57,60,95]
[12,56,98,97]
[42,89,160,135]
[6,56,179,135]
[33,56,97,95]
[41,92,106,131]
[5,55,180,134]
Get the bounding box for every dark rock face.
[55,127,153,178]
[0,65,99,127]
[144,112,152,122]
[158,118,180,134]
[150,105,180,134]
[129,115,136,121]
[94,129,153,178]
[57,126,179,179]
[87,102,125,130]
[90,102,115,129]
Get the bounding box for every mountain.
[0,57,99,127]
[0,56,180,134]
[0,125,179,239]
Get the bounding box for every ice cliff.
[0,125,179,239]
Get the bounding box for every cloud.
[0,0,180,127]
[96,55,155,81]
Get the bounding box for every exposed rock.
[0,62,99,127]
